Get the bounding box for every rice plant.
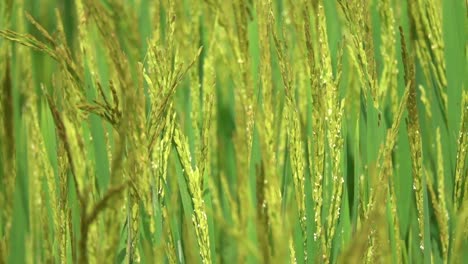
[0,0,466,263]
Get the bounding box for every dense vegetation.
[0,0,466,263]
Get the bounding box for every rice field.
[0,0,467,263]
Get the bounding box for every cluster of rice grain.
[0,0,466,263]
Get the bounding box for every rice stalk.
[454,91,467,212]
[302,3,346,262]
[173,126,211,263]
[301,2,327,258]
[400,26,426,253]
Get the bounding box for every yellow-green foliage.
[0,0,466,263]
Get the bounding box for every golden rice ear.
[173,123,212,263]
[400,23,426,254]
[454,91,468,212]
